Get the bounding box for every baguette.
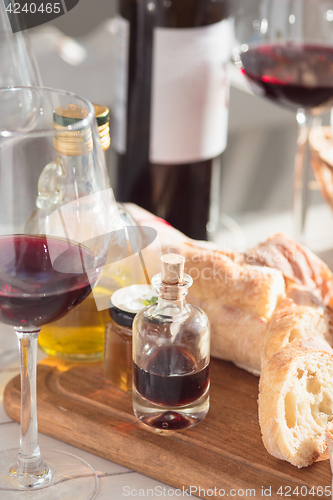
[200,302,267,376]
[183,244,286,320]
[259,338,333,467]
[181,245,285,375]
[245,233,333,306]
[262,285,333,366]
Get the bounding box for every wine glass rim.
[0,85,96,137]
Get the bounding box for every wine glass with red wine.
[0,87,116,499]
[233,0,333,239]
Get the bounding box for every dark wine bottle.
[112,0,231,240]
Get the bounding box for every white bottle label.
[111,15,130,154]
[150,19,232,164]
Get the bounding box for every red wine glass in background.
[0,87,116,499]
[233,0,333,240]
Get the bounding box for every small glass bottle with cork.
[132,253,210,430]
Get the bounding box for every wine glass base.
[0,449,99,499]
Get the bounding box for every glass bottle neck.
[151,272,193,316]
[157,293,187,312]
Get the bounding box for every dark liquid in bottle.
[133,345,209,407]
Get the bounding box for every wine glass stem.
[12,330,46,477]
[293,109,313,242]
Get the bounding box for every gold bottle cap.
[53,104,93,156]
[93,103,110,151]
[53,103,88,126]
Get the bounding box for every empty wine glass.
[0,87,117,499]
[233,0,333,240]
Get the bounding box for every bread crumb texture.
[259,338,333,467]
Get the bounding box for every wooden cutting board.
[3,357,332,500]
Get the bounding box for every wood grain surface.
[3,357,332,500]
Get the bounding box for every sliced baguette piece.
[262,285,333,366]
[259,338,333,467]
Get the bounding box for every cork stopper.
[151,254,192,301]
[161,254,185,285]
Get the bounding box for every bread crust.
[183,244,286,320]
[199,302,267,376]
[262,286,333,366]
[245,233,333,306]
[259,338,333,467]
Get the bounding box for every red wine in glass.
[240,43,333,111]
[0,234,96,328]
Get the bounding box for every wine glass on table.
[233,0,333,240]
[0,0,42,368]
[0,87,116,499]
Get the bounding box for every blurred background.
[27,0,333,255]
